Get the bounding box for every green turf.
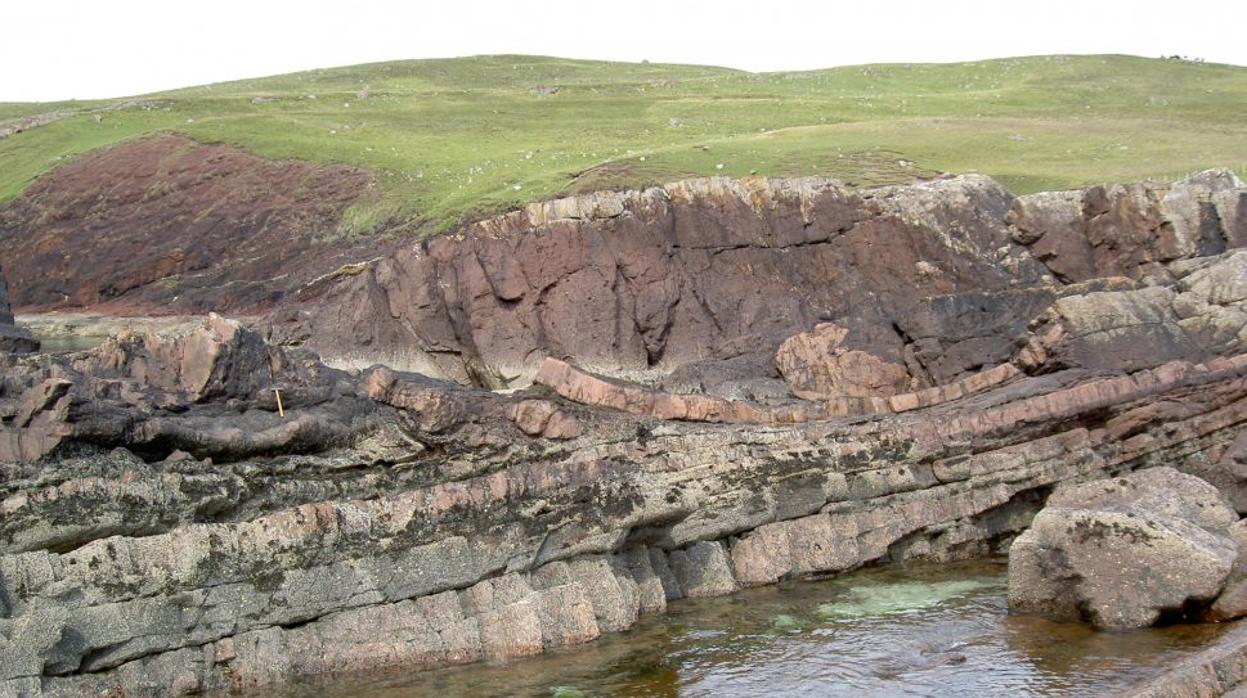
[2,54,1245,237]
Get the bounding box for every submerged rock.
[1007,467,1241,629]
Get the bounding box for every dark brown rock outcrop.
[0,134,382,314]
[0,314,374,466]
[0,265,38,353]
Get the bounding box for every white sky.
[3,0,1245,102]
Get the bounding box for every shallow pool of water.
[285,559,1227,697]
[32,334,106,353]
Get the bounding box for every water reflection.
[284,559,1226,698]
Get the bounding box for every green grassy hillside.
[2,54,1245,236]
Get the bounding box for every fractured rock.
[1009,170,1247,283]
[269,175,1048,385]
[509,399,581,440]
[0,314,371,463]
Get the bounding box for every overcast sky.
[3,0,1244,102]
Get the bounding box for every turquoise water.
[291,559,1227,697]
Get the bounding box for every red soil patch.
[0,134,386,314]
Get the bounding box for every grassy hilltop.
[2,53,1245,236]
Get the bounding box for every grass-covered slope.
[2,54,1245,236]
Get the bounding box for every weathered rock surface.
[0,266,38,354]
[509,399,581,440]
[264,171,1246,390]
[1008,467,1241,629]
[0,313,376,466]
[1124,622,1247,697]
[1017,251,1247,373]
[1,306,1244,694]
[1209,521,1247,622]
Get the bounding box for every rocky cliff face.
[1009,170,1247,283]
[269,175,1050,387]
[2,172,1246,695]
[2,248,1246,695]
[271,171,1247,392]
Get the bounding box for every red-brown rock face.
[273,176,1049,386]
[1008,170,1246,283]
[0,134,378,314]
[273,171,1247,391]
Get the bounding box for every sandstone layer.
[1,252,1245,695]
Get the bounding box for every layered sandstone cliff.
[1,173,1246,696]
[1,252,1245,695]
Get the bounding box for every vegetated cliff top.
[2,53,1245,236]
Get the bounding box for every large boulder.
[1207,520,1247,621]
[1008,467,1241,630]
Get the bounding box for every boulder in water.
[1008,467,1241,629]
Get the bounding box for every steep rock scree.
[0,134,381,314]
